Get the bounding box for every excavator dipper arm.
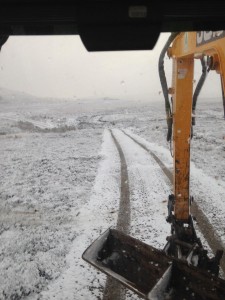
[171,54,194,221]
[163,31,225,272]
[168,31,225,222]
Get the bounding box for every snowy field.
[0,88,225,299]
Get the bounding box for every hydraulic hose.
[158,32,179,141]
[192,57,210,125]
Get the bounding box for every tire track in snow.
[102,130,130,300]
[111,129,171,300]
[122,130,225,275]
[110,131,130,233]
[113,129,170,247]
[122,130,171,185]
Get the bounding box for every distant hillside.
[0,87,40,103]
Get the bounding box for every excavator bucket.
[83,228,171,298]
[82,228,225,299]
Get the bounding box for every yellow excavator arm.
[168,31,225,221]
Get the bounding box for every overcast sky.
[0,33,222,101]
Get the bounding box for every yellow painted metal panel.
[172,56,194,221]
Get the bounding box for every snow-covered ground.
[0,88,225,299]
